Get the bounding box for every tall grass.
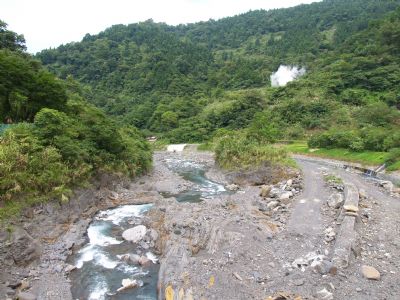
[214,132,292,170]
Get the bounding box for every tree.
[0,20,26,51]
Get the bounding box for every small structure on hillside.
[146,136,157,142]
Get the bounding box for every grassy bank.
[281,141,399,170]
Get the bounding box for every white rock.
[286,179,293,187]
[316,288,333,300]
[267,201,279,210]
[117,279,138,292]
[380,181,394,192]
[279,191,293,200]
[122,225,147,243]
[226,184,239,191]
[269,188,281,198]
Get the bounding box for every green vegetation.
[34,0,400,170]
[324,174,343,185]
[0,22,152,221]
[284,141,394,168]
[214,131,292,170]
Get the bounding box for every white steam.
[270,65,306,87]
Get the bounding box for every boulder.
[122,225,147,243]
[327,193,344,209]
[286,179,293,187]
[10,227,42,265]
[129,254,141,265]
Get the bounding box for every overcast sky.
[2,0,320,53]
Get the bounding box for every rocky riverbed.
[1,149,400,300]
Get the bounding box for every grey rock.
[324,227,336,242]
[148,229,159,241]
[9,227,42,265]
[279,191,293,201]
[17,292,37,300]
[267,201,279,210]
[316,288,333,300]
[312,260,334,275]
[269,188,281,198]
[122,225,147,243]
[327,193,344,209]
[293,278,305,286]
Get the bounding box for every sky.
[1,0,320,53]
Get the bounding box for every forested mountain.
[0,22,151,220]
[36,0,400,148]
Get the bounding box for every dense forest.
[36,0,400,152]
[0,22,151,220]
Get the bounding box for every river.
[69,157,228,299]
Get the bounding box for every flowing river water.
[69,157,228,299]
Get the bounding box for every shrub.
[214,131,289,170]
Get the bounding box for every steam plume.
[270,65,306,87]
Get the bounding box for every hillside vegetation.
[36,1,400,154]
[0,23,151,221]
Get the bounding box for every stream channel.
[69,157,228,300]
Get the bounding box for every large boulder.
[327,193,344,209]
[122,225,147,243]
[9,227,42,265]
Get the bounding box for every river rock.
[361,265,380,280]
[324,227,336,242]
[380,181,393,192]
[316,288,333,300]
[117,279,138,292]
[269,188,281,198]
[16,292,37,300]
[129,254,141,264]
[10,227,42,265]
[148,229,159,241]
[343,204,359,212]
[286,179,293,187]
[279,191,293,201]
[259,185,272,197]
[122,225,147,243]
[267,201,279,210]
[312,260,334,275]
[327,193,344,208]
[138,256,151,266]
[359,189,367,199]
[226,184,239,191]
